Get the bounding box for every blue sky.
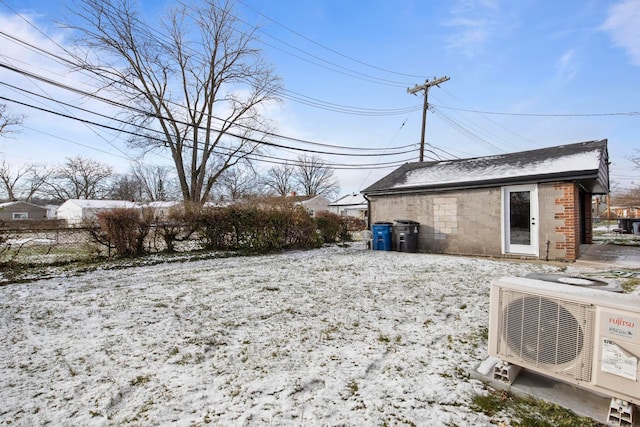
[0,0,639,196]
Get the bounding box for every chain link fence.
[0,222,202,268]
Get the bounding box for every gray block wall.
[368,183,572,260]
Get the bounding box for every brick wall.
[552,183,580,261]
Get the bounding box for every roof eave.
[364,170,606,196]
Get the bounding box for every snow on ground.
[0,245,560,426]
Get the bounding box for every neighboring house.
[330,193,368,220]
[608,206,640,219]
[0,201,47,221]
[140,201,183,220]
[45,204,60,219]
[257,194,330,217]
[362,139,609,262]
[292,195,330,217]
[56,199,138,226]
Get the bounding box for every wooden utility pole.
[407,76,450,162]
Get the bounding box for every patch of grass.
[347,379,359,395]
[621,278,640,293]
[130,375,151,386]
[378,334,390,344]
[471,389,602,426]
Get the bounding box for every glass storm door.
[502,185,539,256]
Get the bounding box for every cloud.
[443,0,499,58]
[556,49,578,82]
[602,0,640,66]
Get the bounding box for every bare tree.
[611,188,640,211]
[293,155,339,198]
[109,174,143,201]
[68,0,282,206]
[131,163,176,201]
[263,163,295,196]
[631,151,640,172]
[0,104,25,137]
[45,156,114,201]
[0,161,51,201]
[211,167,263,202]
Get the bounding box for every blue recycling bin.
[372,222,393,251]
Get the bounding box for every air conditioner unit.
[488,276,640,405]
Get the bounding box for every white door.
[502,185,539,256]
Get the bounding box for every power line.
[0,95,417,169]
[430,103,640,117]
[236,0,424,80]
[0,62,416,155]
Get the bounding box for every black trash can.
[394,220,420,252]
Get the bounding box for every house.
[140,201,183,220]
[330,193,368,220]
[56,199,138,226]
[254,194,330,217]
[292,195,330,217]
[362,139,609,262]
[0,201,48,220]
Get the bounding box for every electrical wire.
[235,0,425,79]
[0,62,417,156]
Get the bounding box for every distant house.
[290,195,330,217]
[363,140,609,262]
[140,201,183,220]
[330,193,368,220]
[56,199,138,226]
[254,194,330,217]
[0,201,47,221]
[44,204,60,219]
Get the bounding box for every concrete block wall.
[369,182,582,261]
[369,188,504,258]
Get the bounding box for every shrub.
[315,211,358,243]
[94,208,151,258]
[315,211,343,243]
[191,202,322,253]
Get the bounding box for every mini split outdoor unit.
[488,276,640,406]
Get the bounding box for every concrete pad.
[577,244,640,269]
[471,360,631,425]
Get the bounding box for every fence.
[0,222,202,267]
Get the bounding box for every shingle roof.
[363,139,609,195]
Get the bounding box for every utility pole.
[407,76,450,162]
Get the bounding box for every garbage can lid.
[394,219,419,224]
[374,221,393,225]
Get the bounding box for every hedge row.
[93,203,365,258]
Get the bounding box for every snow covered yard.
[0,246,560,426]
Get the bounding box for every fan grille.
[497,289,595,382]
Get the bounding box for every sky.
[0,0,639,198]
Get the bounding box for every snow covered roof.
[330,193,367,208]
[141,201,182,209]
[0,201,46,209]
[62,199,138,209]
[364,140,609,195]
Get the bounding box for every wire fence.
[0,223,202,267]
